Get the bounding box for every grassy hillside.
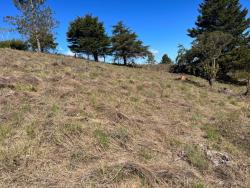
[0,49,249,187]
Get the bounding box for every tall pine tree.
[111,22,149,65]
[188,0,250,44]
[67,15,110,62]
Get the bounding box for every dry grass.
[0,49,249,187]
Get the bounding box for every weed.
[130,96,140,102]
[94,128,109,149]
[202,124,221,142]
[70,149,92,168]
[0,124,12,142]
[166,84,171,88]
[62,122,84,135]
[230,100,237,106]
[191,113,203,122]
[15,83,37,92]
[90,72,98,78]
[191,182,205,188]
[168,138,183,148]
[137,85,144,91]
[51,104,60,114]
[144,90,157,98]
[186,145,209,171]
[25,124,36,139]
[218,101,225,106]
[90,94,97,106]
[138,148,153,160]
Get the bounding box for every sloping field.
[0,49,249,187]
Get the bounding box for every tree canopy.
[67,14,110,62]
[111,21,149,65]
[5,0,57,52]
[160,54,172,64]
[188,0,250,43]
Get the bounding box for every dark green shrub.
[0,40,28,51]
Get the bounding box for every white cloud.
[65,49,75,56]
[150,49,159,55]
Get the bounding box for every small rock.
[206,150,231,167]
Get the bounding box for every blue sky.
[0,0,249,62]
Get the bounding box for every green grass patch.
[202,124,221,142]
[0,124,12,142]
[94,128,109,149]
[51,104,60,114]
[138,148,153,160]
[15,83,37,92]
[186,145,209,171]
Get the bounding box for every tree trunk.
[103,55,106,63]
[245,79,250,96]
[93,53,99,62]
[208,78,215,87]
[36,36,41,52]
[30,0,41,52]
[123,56,127,65]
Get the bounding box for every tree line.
[0,0,249,94]
[67,15,172,65]
[1,0,173,65]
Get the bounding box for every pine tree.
[67,15,110,62]
[111,22,149,65]
[188,0,250,43]
[160,54,172,64]
[5,0,57,52]
[230,47,250,95]
[146,52,156,64]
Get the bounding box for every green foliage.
[138,148,153,160]
[230,47,250,95]
[111,21,149,65]
[28,32,57,52]
[0,124,12,142]
[0,39,28,50]
[146,52,156,64]
[6,0,57,52]
[202,124,221,142]
[160,54,172,64]
[192,31,233,85]
[51,104,60,114]
[176,0,250,81]
[67,14,110,62]
[192,182,205,188]
[188,0,250,42]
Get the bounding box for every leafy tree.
[175,45,187,65]
[5,0,58,52]
[160,54,172,64]
[193,31,233,86]
[67,15,110,62]
[111,21,149,65]
[146,52,156,64]
[28,32,57,52]
[188,0,250,43]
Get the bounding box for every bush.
[0,40,28,51]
